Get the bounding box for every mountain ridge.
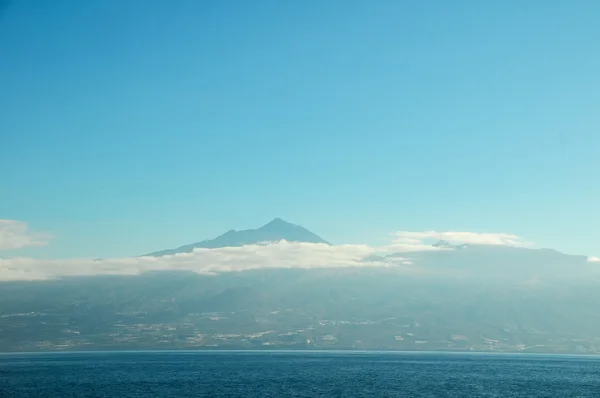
[145,218,330,257]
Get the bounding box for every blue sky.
[1,0,599,259]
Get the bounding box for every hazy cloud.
[0,241,416,281]
[0,228,540,281]
[391,231,532,248]
[588,256,600,263]
[384,243,447,253]
[0,220,51,251]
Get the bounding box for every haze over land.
[1,218,600,354]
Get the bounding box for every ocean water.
[1,351,600,397]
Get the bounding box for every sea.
[1,351,599,397]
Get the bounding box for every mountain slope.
[2,265,600,353]
[146,218,330,256]
[395,244,590,281]
[2,242,600,353]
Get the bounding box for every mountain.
[1,257,599,354]
[398,244,590,281]
[145,218,330,256]
[432,240,470,249]
[432,240,454,249]
[3,231,599,354]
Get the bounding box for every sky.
[1,0,599,260]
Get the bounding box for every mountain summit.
[432,240,471,250]
[145,218,329,257]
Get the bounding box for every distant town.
[3,307,598,354]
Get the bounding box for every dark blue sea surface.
[1,351,600,397]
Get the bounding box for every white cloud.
[390,231,532,248]
[383,243,447,253]
[0,241,417,281]
[0,220,51,251]
[0,228,536,282]
[588,256,600,263]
